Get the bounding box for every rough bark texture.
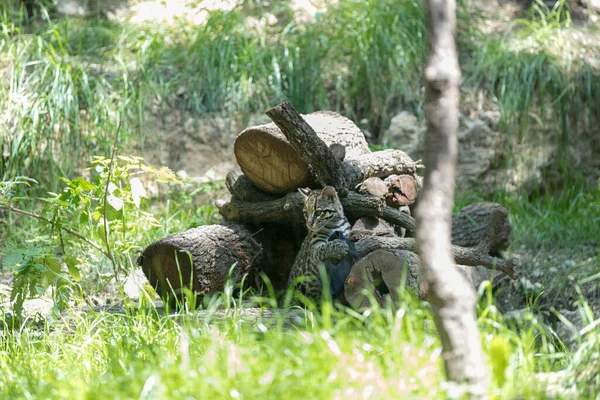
[415,0,489,394]
[355,235,517,279]
[344,249,423,310]
[451,202,511,254]
[226,169,278,202]
[139,223,262,303]
[236,109,370,193]
[217,191,417,234]
[265,102,422,194]
[350,217,396,240]
[343,149,423,181]
[265,102,354,193]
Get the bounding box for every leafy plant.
[1,156,184,318]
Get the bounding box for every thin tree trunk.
[416,0,489,396]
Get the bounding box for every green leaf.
[65,257,82,281]
[92,210,102,221]
[72,177,94,191]
[45,257,63,274]
[2,248,27,270]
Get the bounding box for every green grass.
[2,0,598,190]
[0,288,574,399]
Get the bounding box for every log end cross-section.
[234,125,309,193]
[139,223,262,304]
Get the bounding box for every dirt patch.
[495,243,600,317]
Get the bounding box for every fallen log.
[355,177,388,197]
[355,237,516,278]
[234,110,370,193]
[138,223,262,303]
[385,174,419,207]
[216,190,417,235]
[257,102,423,194]
[226,169,278,202]
[451,202,510,254]
[355,205,518,279]
[343,249,497,309]
[344,249,424,309]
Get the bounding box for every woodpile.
[138,102,518,307]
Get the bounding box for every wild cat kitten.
[288,186,357,298]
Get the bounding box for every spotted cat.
[288,186,357,298]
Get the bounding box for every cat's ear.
[321,186,337,199]
[298,187,311,200]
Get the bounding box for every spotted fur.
[288,186,352,298]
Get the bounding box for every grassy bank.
[3,287,591,399]
[1,0,599,189]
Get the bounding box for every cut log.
[265,104,353,192]
[385,174,418,207]
[217,190,417,234]
[138,223,262,303]
[343,250,498,310]
[355,205,518,279]
[356,177,388,197]
[350,217,396,240]
[344,249,424,309]
[264,102,423,193]
[451,202,510,254]
[226,169,278,202]
[234,110,370,193]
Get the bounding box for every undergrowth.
[1,0,599,189]
[0,280,584,399]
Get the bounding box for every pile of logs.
[138,102,517,307]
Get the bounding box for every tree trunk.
[415,0,489,395]
[217,190,417,234]
[264,102,422,195]
[234,111,370,193]
[138,223,263,304]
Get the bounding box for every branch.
[266,102,350,193]
[265,102,423,194]
[103,118,122,279]
[355,235,517,280]
[0,204,110,259]
[217,190,417,234]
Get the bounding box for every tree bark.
[355,235,517,280]
[265,102,422,194]
[265,102,352,193]
[234,110,370,193]
[344,249,424,309]
[415,0,489,395]
[217,191,417,234]
[226,169,278,202]
[451,202,511,254]
[138,223,263,303]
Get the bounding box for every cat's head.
[298,186,344,231]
